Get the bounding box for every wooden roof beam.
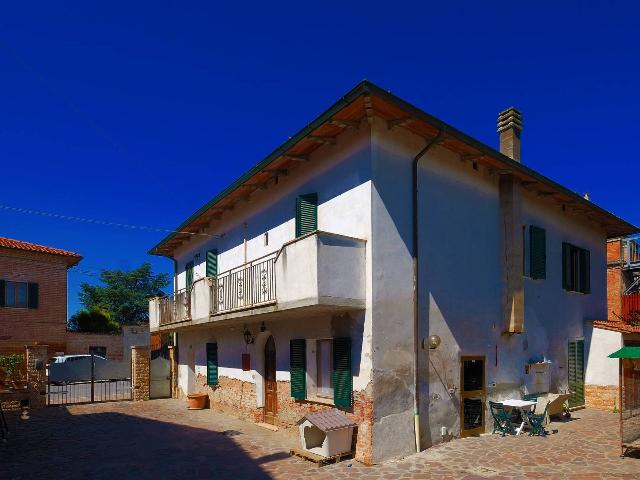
[281,154,308,162]
[364,96,374,125]
[387,117,412,130]
[329,119,361,129]
[308,135,337,145]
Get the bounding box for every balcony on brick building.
[148,231,366,332]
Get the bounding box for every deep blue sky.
[1,1,638,318]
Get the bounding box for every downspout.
[412,130,443,453]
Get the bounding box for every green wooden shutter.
[529,226,546,280]
[568,339,585,408]
[206,249,218,278]
[295,193,318,238]
[27,282,39,309]
[290,339,306,400]
[332,337,352,408]
[185,261,194,290]
[562,242,571,290]
[580,249,591,294]
[206,342,218,385]
[0,280,5,307]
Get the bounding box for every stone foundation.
[585,384,618,411]
[131,346,150,401]
[188,374,374,464]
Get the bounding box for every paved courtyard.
[2,399,640,479]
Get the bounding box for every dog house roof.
[297,409,357,432]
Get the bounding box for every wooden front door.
[264,335,277,424]
[460,356,485,437]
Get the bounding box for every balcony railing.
[623,235,640,269]
[212,252,276,314]
[149,231,366,330]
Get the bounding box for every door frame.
[460,355,486,438]
[263,335,278,424]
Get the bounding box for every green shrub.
[68,307,121,333]
[0,354,25,382]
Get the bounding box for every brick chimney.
[497,107,523,162]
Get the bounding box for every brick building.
[0,236,82,358]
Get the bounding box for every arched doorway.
[264,335,277,424]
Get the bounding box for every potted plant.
[0,354,26,390]
[187,392,209,410]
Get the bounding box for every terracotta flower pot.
[187,393,208,410]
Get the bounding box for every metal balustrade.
[156,253,276,326]
[623,235,640,269]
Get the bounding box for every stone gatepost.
[168,345,177,399]
[25,344,48,409]
[131,345,150,401]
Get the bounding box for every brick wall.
[585,383,618,411]
[65,332,124,360]
[0,249,69,352]
[191,374,374,465]
[607,239,623,321]
[131,346,150,401]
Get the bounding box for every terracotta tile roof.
[592,320,640,334]
[297,409,357,431]
[0,236,82,266]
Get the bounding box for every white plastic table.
[501,399,537,435]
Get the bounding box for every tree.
[77,263,170,325]
[68,307,121,333]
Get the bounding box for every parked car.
[47,355,113,384]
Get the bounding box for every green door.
[568,339,585,408]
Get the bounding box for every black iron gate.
[47,354,132,406]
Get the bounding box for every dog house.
[297,409,356,458]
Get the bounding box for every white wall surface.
[585,327,622,386]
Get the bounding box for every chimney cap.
[497,107,523,133]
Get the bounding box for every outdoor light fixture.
[427,335,441,350]
[243,325,255,345]
[260,322,266,332]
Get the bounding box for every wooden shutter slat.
[206,342,218,386]
[332,337,352,408]
[290,339,306,400]
[529,226,546,280]
[295,193,318,238]
[206,249,218,278]
[27,282,38,309]
[186,261,194,290]
[580,249,591,294]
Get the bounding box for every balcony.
[149,231,366,331]
[623,235,640,269]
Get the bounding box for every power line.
[0,204,219,238]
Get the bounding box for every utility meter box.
[297,409,356,458]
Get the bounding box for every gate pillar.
[131,345,150,401]
[25,344,48,409]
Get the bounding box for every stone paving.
[2,399,640,479]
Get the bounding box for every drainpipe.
[412,130,443,453]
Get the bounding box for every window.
[289,337,352,407]
[0,280,38,309]
[529,226,546,280]
[295,193,318,237]
[316,339,333,399]
[185,261,194,290]
[89,346,107,358]
[562,242,590,294]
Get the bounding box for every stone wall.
[190,374,374,464]
[585,383,618,411]
[131,346,150,401]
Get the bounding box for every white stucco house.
[148,81,637,464]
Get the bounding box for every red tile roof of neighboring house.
[592,320,640,334]
[0,236,82,266]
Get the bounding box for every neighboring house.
[0,236,82,358]
[148,81,637,464]
[586,236,640,410]
[65,324,150,362]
